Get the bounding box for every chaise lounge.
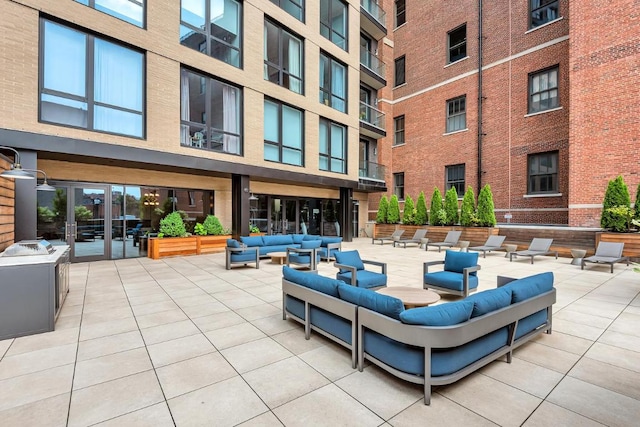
[394,229,427,248]
[426,230,462,252]
[467,235,507,258]
[581,242,629,273]
[372,229,404,245]
[509,238,558,264]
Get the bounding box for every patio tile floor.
[1,237,639,426]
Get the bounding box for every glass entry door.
[270,198,298,234]
[67,185,109,262]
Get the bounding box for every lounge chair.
[509,238,558,264]
[394,229,427,248]
[334,250,387,290]
[467,235,507,258]
[423,250,481,297]
[426,230,462,252]
[581,242,629,273]
[372,229,404,245]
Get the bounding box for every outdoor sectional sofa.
[239,234,342,262]
[281,266,556,404]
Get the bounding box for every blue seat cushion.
[227,239,241,248]
[310,307,352,344]
[334,250,365,271]
[262,235,294,246]
[291,234,306,244]
[515,309,548,339]
[363,327,509,377]
[230,252,257,262]
[240,236,264,247]
[338,283,404,320]
[399,301,474,326]
[321,237,342,246]
[288,253,321,264]
[301,240,322,249]
[444,250,479,275]
[502,272,554,303]
[259,245,299,256]
[424,271,479,291]
[282,266,341,297]
[285,295,305,320]
[465,287,513,318]
[337,270,387,290]
[318,248,340,258]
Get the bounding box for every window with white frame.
[264,99,304,166]
[529,66,559,114]
[319,118,346,173]
[528,151,558,194]
[446,96,466,133]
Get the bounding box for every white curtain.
[263,24,269,80]
[288,37,301,93]
[222,85,238,154]
[331,62,345,112]
[180,71,191,147]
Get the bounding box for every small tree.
[402,195,416,225]
[429,188,444,225]
[633,183,640,222]
[376,196,389,224]
[477,184,497,227]
[388,194,401,224]
[601,175,631,231]
[444,187,459,225]
[460,186,476,227]
[159,211,187,237]
[415,191,428,225]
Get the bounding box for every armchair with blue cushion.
[225,239,259,270]
[286,240,322,270]
[423,250,481,297]
[334,250,387,290]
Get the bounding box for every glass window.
[40,20,144,137]
[395,0,406,28]
[270,0,304,21]
[264,99,304,166]
[74,0,144,27]
[393,115,405,146]
[530,0,559,28]
[264,20,304,94]
[394,55,405,86]
[319,118,346,173]
[446,164,465,194]
[528,151,558,194]
[180,0,242,68]
[446,96,466,133]
[180,68,242,154]
[393,173,404,200]
[319,52,347,113]
[529,66,559,113]
[448,24,466,63]
[320,0,347,50]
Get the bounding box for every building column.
[231,174,250,238]
[15,150,37,242]
[340,187,353,242]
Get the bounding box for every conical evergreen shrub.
[477,184,497,227]
[444,187,459,225]
[633,183,640,222]
[601,176,631,231]
[388,195,401,224]
[460,186,476,227]
[430,188,444,225]
[402,195,416,225]
[415,191,428,225]
[375,196,389,224]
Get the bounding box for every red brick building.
[371,0,639,227]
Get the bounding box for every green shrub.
[601,176,631,231]
[434,208,447,226]
[376,196,389,224]
[429,188,444,225]
[402,195,416,225]
[606,206,635,232]
[388,195,401,224]
[250,224,260,233]
[193,223,206,236]
[203,215,225,235]
[477,184,497,227]
[444,187,459,225]
[633,183,640,222]
[159,211,187,237]
[460,186,476,227]
[415,191,428,225]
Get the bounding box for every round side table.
[504,244,518,258]
[570,249,587,265]
[458,240,470,252]
[420,237,429,249]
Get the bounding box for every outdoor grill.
[1,240,55,257]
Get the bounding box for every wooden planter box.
[458,227,500,246]
[149,235,231,259]
[596,232,640,259]
[196,235,231,255]
[373,223,399,238]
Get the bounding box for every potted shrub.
[477,184,497,227]
[597,176,640,258]
[415,191,428,225]
[149,211,198,259]
[429,188,444,226]
[460,186,476,227]
[443,187,459,226]
[458,185,499,245]
[374,195,395,238]
[195,215,232,255]
[388,195,401,224]
[402,194,416,225]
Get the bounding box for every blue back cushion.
[262,235,293,246]
[240,236,264,247]
[321,237,342,246]
[334,250,365,271]
[301,240,322,249]
[502,272,554,303]
[282,266,341,297]
[444,250,479,275]
[399,301,474,326]
[338,283,404,320]
[227,239,240,248]
[465,287,512,318]
[291,234,306,244]
[303,235,322,241]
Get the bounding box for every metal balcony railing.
[359,102,385,130]
[361,0,386,27]
[359,160,386,181]
[360,48,385,79]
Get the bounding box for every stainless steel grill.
[2,240,55,257]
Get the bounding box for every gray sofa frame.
[334,259,387,290]
[423,260,481,297]
[286,247,320,271]
[225,246,259,270]
[319,241,342,263]
[357,277,556,404]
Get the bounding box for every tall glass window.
[180,0,242,68]
[264,20,303,94]
[74,0,144,27]
[320,0,347,50]
[395,0,406,28]
[180,68,242,155]
[319,118,346,173]
[270,0,304,22]
[40,20,144,138]
[446,96,466,133]
[528,151,558,194]
[394,55,405,86]
[319,53,346,113]
[446,164,465,194]
[530,0,559,28]
[264,99,304,166]
[529,66,559,113]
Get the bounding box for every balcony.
[359,102,386,139]
[359,160,387,191]
[360,0,387,40]
[360,48,386,90]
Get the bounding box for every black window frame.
[263,98,305,166]
[394,55,406,87]
[264,19,304,94]
[446,95,466,133]
[320,0,348,50]
[270,0,305,22]
[319,117,347,174]
[529,0,559,28]
[74,0,145,28]
[448,24,467,63]
[528,66,559,114]
[393,172,405,200]
[528,151,559,194]
[395,0,406,28]
[319,51,347,113]
[393,115,405,146]
[446,164,465,195]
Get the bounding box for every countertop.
[0,246,70,267]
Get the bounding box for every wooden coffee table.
[376,286,441,308]
[269,251,288,265]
